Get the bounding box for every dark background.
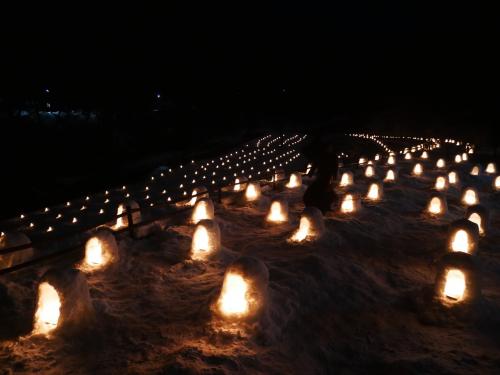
[0,3,498,218]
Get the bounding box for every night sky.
[2,3,498,117]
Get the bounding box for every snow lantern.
[454,154,462,163]
[289,207,324,242]
[286,172,302,188]
[434,252,480,305]
[384,169,397,182]
[387,155,396,165]
[33,268,93,336]
[113,200,141,229]
[436,158,446,169]
[448,170,459,186]
[448,219,480,255]
[412,163,423,176]
[189,186,209,206]
[366,182,383,202]
[470,165,480,176]
[191,198,215,224]
[339,171,354,187]
[0,231,34,270]
[190,219,221,260]
[485,162,496,174]
[358,157,367,165]
[233,176,248,192]
[426,194,447,216]
[461,187,479,206]
[375,154,381,161]
[214,256,269,321]
[494,176,500,191]
[461,152,468,161]
[82,228,119,271]
[466,205,489,236]
[266,198,289,223]
[434,175,448,191]
[340,192,361,214]
[245,181,261,202]
[404,152,412,160]
[365,165,375,178]
[421,151,429,159]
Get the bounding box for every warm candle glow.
[428,197,442,215]
[245,182,260,201]
[413,163,423,176]
[443,269,466,301]
[217,273,250,317]
[436,158,446,168]
[267,201,287,222]
[404,152,412,160]
[366,183,380,201]
[462,189,478,206]
[495,176,500,190]
[470,166,480,176]
[340,172,353,187]
[486,163,496,174]
[33,282,61,335]
[192,200,212,224]
[115,204,126,229]
[468,213,484,235]
[359,157,366,165]
[191,225,210,257]
[365,165,375,177]
[387,155,396,165]
[85,237,104,266]
[384,169,396,182]
[435,176,447,190]
[455,154,462,163]
[448,171,458,185]
[451,230,470,253]
[341,194,355,213]
[286,173,301,188]
[234,178,242,191]
[421,151,428,159]
[291,216,311,242]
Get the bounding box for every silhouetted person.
[302,138,339,214]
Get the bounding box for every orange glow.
[428,197,443,215]
[494,176,500,190]
[267,201,287,222]
[365,166,375,177]
[33,282,61,335]
[290,216,311,242]
[435,176,447,190]
[191,225,210,259]
[462,189,478,206]
[404,152,412,160]
[448,171,458,185]
[286,173,301,188]
[421,151,428,159]
[413,163,423,176]
[443,269,466,301]
[234,178,242,191]
[245,182,260,201]
[192,200,212,224]
[339,172,353,187]
[486,163,496,174]
[341,194,355,213]
[436,158,446,168]
[115,204,126,229]
[387,155,396,165]
[366,183,380,201]
[451,230,471,253]
[455,154,462,163]
[217,273,250,318]
[384,169,396,182]
[470,166,480,176]
[468,213,484,235]
[85,237,104,267]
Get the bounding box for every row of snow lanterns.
[16,134,305,235]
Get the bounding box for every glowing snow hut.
[365,165,375,178]
[266,199,289,223]
[286,172,302,188]
[434,252,480,305]
[448,219,480,255]
[466,205,489,236]
[426,194,447,216]
[339,171,354,187]
[189,186,209,206]
[366,182,383,202]
[245,181,262,202]
[384,169,397,182]
[214,256,269,322]
[436,158,446,169]
[448,171,459,186]
[82,228,119,271]
[289,207,324,243]
[191,198,215,224]
[234,176,248,192]
[470,165,481,176]
[412,163,423,176]
[486,162,496,174]
[33,268,93,336]
[340,192,362,214]
[434,175,448,191]
[461,187,479,206]
[190,219,221,261]
[113,200,141,230]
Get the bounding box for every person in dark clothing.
[302,137,339,214]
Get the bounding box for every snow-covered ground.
[1,137,500,374]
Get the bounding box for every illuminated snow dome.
[113,200,141,230]
[426,193,448,217]
[340,192,362,214]
[289,207,325,243]
[384,169,397,183]
[233,176,249,192]
[213,256,269,323]
[448,219,480,255]
[0,231,34,270]
[434,252,481,306]
[466,205,489,236]
[339,171,354,187]
[286,172,302,188]
[245,182,262,202]
[81,227,119,272]
[266,198,289,223]
[188,186,209,206]
[461,187,479,206]
[190,219,221,261]
[191,198,215,224]
[33,268,94,336]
